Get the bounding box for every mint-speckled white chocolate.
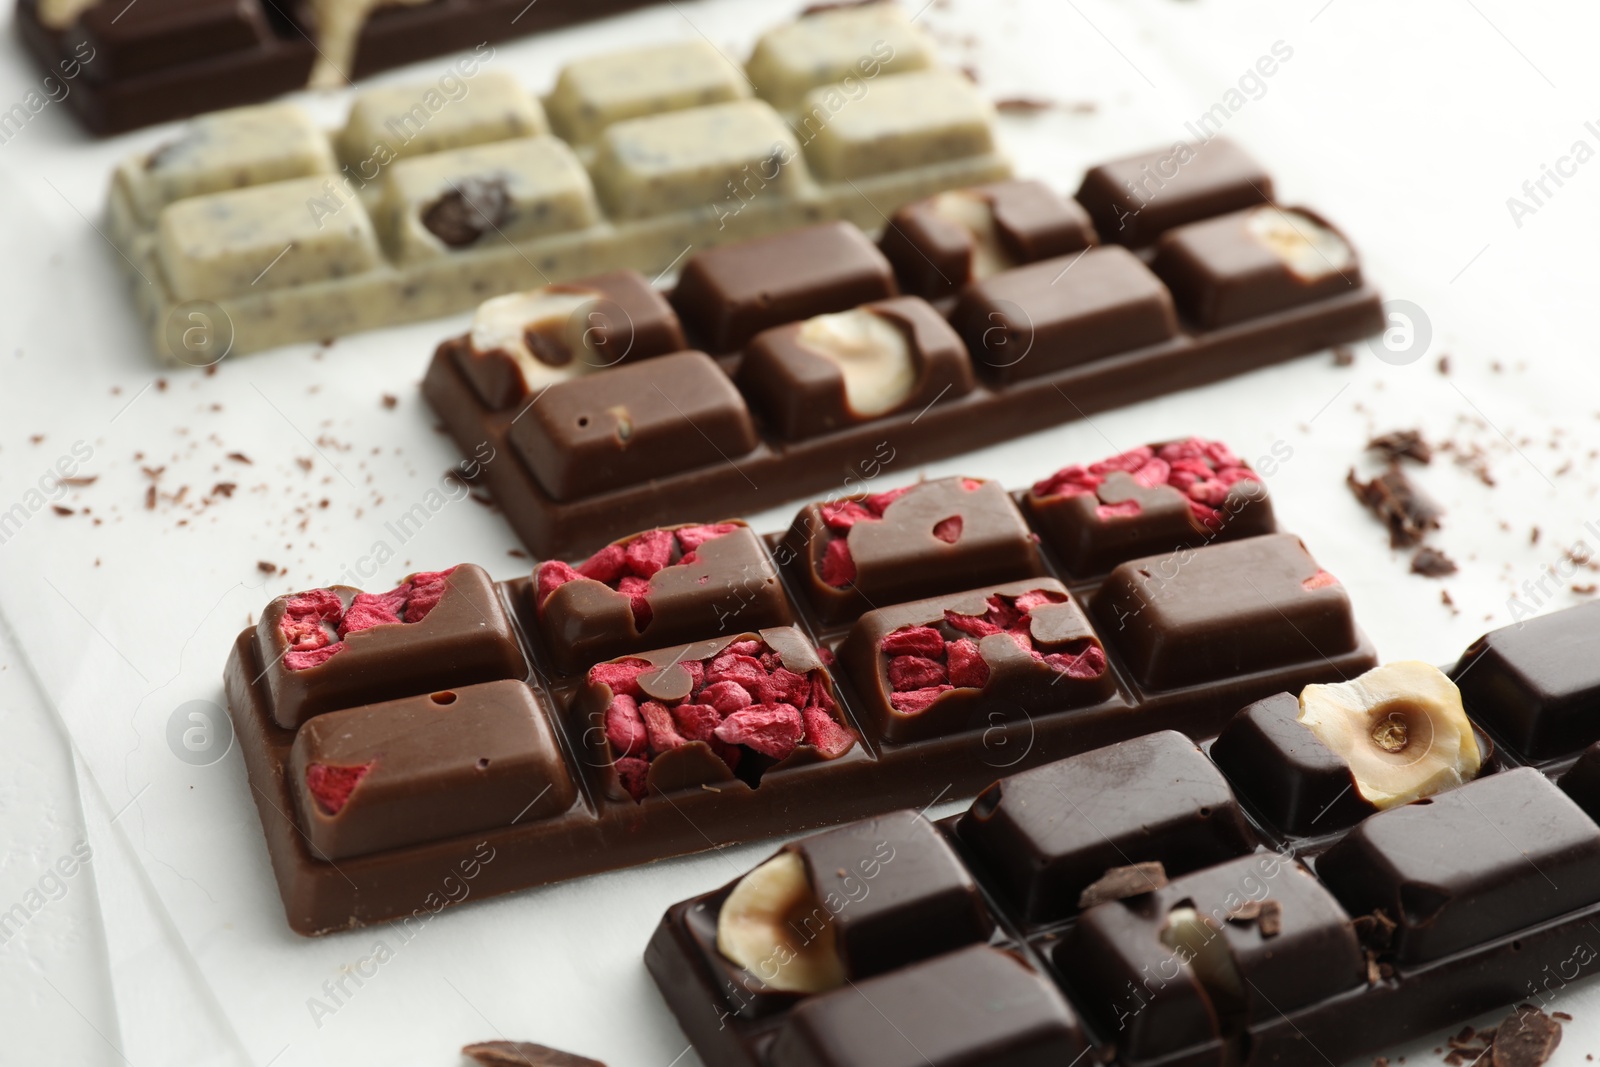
[102,5,1011,361]
[157,176,382,301]
[546,40,751,144]
[337,72,549,166]
[746,3,936,110]
[381,137,600,261]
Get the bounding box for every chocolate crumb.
[1077,861,1167,908]
[61,475,97,487]
[1352,909,1397,950]
[1334,345,1357,366]
[144,485,157,510]
[1441,589,1459,614]
[258,561,278,575]
[381,393,398,409]
[52,505,73,516]
[1374,1058,1389,1067]
[1553,1013,1572,1022]
[1347,465,1443,548]
[1411,546,1458,577]
[1491,1005,1562,1067]
[227,452,252,464]
[1368,429,1433,464]
[462,1041,607,1067]
[1574,583,1597,595]
[422,177,510,248]
[211,482,237,498]
[996,96,1055,113]
[508,548,529,559]
[1438,354,1452,375]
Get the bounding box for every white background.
[5,0,1600,1063]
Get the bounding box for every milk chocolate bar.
[223,448,1376,933]
[650,604,1600,1067]
[104,5,1009,360]
[426,145,1383,559]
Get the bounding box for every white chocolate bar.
[105,5,1010,361]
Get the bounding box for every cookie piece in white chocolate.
[546,40,751,144]
[801,69,996,182]
[338,72,548,166]
[469,287,621,392]
[797,307,916,417]
[157,176,382,301]
[382,137,599,261]
[117,104,337,227]
[591,100,803,220]
[746,3,935,110]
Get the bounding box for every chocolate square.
[289,679,575,861]
[1454,600,1600,759]
[951,246,1178,384]
[957,730,1253,923]
[1074,138,1273,247]
[1091,534,1360,691]
[1316,768,1600,964]
[672,222,897,353]
[509,351,759,501]
[736,296,974,439]
[80,0,269,80]
[768,945,1088,1067]
[1210,692,1374,835]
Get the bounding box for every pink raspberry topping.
[535,524,742,627]
[594,635,856,801]
[1032,438,1259,530]
[280,568,459,671]
[816,480,986,589]
[305,761,373,816]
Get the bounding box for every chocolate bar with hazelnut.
[225,453,1379,934]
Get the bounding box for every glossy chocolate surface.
[673,223,898,353]
[1075,138,1274,248]
[736,297,974,440]
[1454,600,1600,759]
[957,730,1253,923]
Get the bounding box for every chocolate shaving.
[61,475,97,487]
[996,96,1055,113]
[1077,861,1167,908]
[1411,546,1458,577]
[227,451,252,464]
[1224,898,1282,937]
[1491,1006,1562,1067]
[1368,429,1433,464]
[1352,908,1397,950]
[462,1041,607,1067]
[423,177,511,248]
[1333,345,1356,366]
[1347,464,1442,547]
[52,505,74,516]
[258,561,279,574]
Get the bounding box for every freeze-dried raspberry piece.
[588,658,652,698]
[281,588,342,650]
[1012,589,1065,614]
[577,543,627,583]
[681,658,705,693]
[640,699,687,755]
[671,703,722,743]
[984,596,1023,630]
[1187,479,1233,507]
[802,707,857,759]
[945,609,1002,638]
[676,523,740,552]
[536,560,581,608]
[615,757,650,801]
[862,486,913,515]
[305,761,372,816]
[1302,570,1339,591]
[701,679,753,715]
[1042,643,1107,679]
[605,694,648,757]
[1189,500,1223,529]
[707,652,766,692]
[285,643,344,671]
[820,500,875,531]
[821,536,856,587]
[617,575,653,629]
[1089,446,1154,475]
[889,685,953,715]
[881,626,945,657]
[724,638,762,657]
[624,529,676,578]
[1096,500,1143,520]
[932,516,963,544]
[339,588,407,636]
[1156,437,1208,463]
[946,638,990,688]
[1031,465,1102,499]
[403,569,454,623]
[759,667,811,707]
[714,704,804,760]
[889,655,947,691]
[1215,466,1258,488]
[1131,458,1171,488]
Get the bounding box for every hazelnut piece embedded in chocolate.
[716,852,846,993]
[1297,661,1481,809]
[795,308,916,417]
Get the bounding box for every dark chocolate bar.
[648,603,1600,1067]
[223,451,1375,934]
[426,147,1383,559]
[1454,599,1600,759]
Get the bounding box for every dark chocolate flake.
[1411,546,1458,577]
[423,177,511,249]
[1347,464,1442,548]
[462,1041,607,1067]
[1491,1006,1562,1067]
[1077,861,1168,909]
[1368,429,1434,464]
